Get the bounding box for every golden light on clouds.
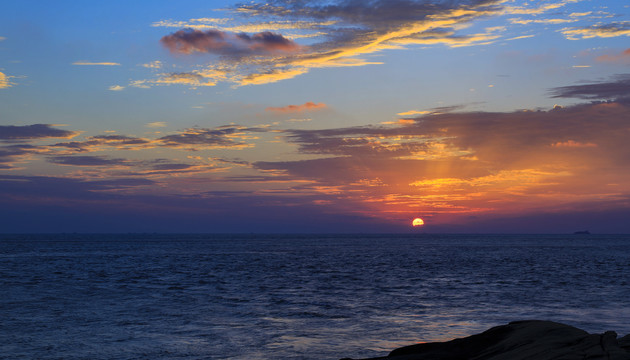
[0,71,13,89]
[3,0,630,233]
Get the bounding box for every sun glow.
[412,218,425,227]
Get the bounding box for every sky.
[1,0,630,233]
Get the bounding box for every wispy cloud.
[141,61,163,69]
[0,144,52,170]
[562,21,630,40]
[48,155,133,167]
[51,135,153,153]
[502,0,580,16]
[146,122,167,128]
[157,125,263,150]
[109,85,125,91]
[72,61,121,66]
[397,110,430,116]
[266,102,327,113]
[48,125,267,153]
[510,18,576,25]
[131,72,217,88]
[550,74,630,101]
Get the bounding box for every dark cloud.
[52,135,152,152]
[237,0,497,27]
[0,144,51,169]
[157,125,263,149]
[285,99,630,163]
[51,127,261,153]
[84,178,157,189]
[550,74,630,101]
[0,174,397,233]
[0,175,155,198]
[47,155,133,167]
[161,28,300,56]
[150,163,193,171]
[223,174,302,182]
[285,126,432,157]
[50,140,100,152]
[89,135,152,146]
[0,124,79,141]
[0,144,40,159]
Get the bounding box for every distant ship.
[573,230,591,235]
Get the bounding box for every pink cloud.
[596,48,630,63]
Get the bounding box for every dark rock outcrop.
[341,320,630,360]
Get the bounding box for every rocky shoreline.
[341,320,630,360]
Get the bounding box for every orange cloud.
[266,102,328,113]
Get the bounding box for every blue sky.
[2,0,630,233]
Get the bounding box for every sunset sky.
[1,0,630,233]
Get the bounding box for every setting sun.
[412,218,425,227]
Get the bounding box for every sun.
[412,218,425,227]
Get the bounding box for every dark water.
[1,234,629,359]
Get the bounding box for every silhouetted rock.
[341,320,630,360]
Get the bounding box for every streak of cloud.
[48,155,133,167]
[0,124,80,141]
[146,122,167,128]
[266,102,327,113]
[131,72,217,88]
[550,74,630,101]
[562,21,630,40]
[156,125,264,150]
[72,61,121,66]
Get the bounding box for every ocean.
[1,234,629,359]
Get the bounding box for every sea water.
[1,234,629,359]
